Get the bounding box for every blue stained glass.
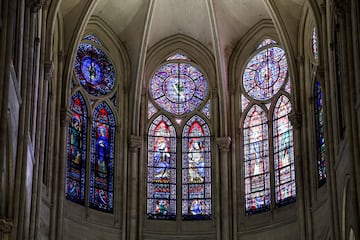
[167,53,191,61]
[273,96,296,206]
[243,105,270,215]
[66,92,87,204]
[150,63,208,115]
[74,43,115,96]
[243,46,288,101]
[315,81,326,186]
[182,116,211,220]
[148,101,158,119]
[147,115,177,220]
[89,102,115,212]
[242,94,250,112]
[83,34,102,45]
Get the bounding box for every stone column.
[128,135,142,240]
[216,137,231,240]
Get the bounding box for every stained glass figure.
[201,100,211,119]
[257,38,277,49]
[243,105,270,215]
[89,102,115,212]
[147,115,177,220]
[148,101,158,119]
[315,81,326,186]
[149,63,208,115]
[273,96,296,206]
[242,94,250,112]
[74,43,115,96]
[83,34,102,46]
[167,53,191,61]
[243,46,288,101]
[312,26,319,60]
[182,116,211,220]
[66,92,87,204]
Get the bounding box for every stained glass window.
[149,63,208,115]
[273,96,296,207]
[89,102,115,212]
[312,26,319,60]
[257,38,277,49]
[148,101,158,119]
[167,53,191,61]
[182,116,211,220]
[201,100,211,119]
[315,81,326,186]
[74,43,115,96]
[244,105,270,215]
[241,94,250,112]
[243,46,287,101]
[83,34,102,46]
[147,115,177,220]
[66,92,87,204]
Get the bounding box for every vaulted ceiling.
[59,0,306,67]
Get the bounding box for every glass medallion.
[243,47,288,101]
[257,38,277,49]
[74,43,115,97]
[150,63,208,115]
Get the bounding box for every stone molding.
[0,218,13,233]
[216,137,231,152]
[129,135,142,152]
[289,111,302,129]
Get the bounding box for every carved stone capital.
[216,137,231,152]
[44,61,54,81]
[289,111,302,129]
[129,135,142,152]
[0,218,13,233]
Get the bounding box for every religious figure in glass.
[96,124,109,176]
[188,139,205,183]
[153,137,170,182]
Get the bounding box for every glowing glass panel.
[244,105,270,215]
[201,100,211,119]
[89,102,115,212]
[243,47,288,101]
[149,63,208,115]
[242,94,250,112]
[83,34,102,45]
[257,38,277,49]
[273,96,296,206]
[148,101,158,119]
[74,43,115,96]
[66,92,87,204]
[312,26,319,60]
[315,81,326,186]
[147,115,177,220]
[167,53,191,61]
[182,116,211,220]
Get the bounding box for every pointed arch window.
[66,33,119,213]
[66,92,87,204]
[147,53,212,220]
[314,81,326,186]
[241,39,296,215]
[244,105,270,214]
[90,102,115,212]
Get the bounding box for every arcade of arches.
[0,0,360,239]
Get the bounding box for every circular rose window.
[74,43,115,97]
[243,47,287,101]
[150,63,208,115]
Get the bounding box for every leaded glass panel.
[315,81,326,186]
[312,26,319,60]
[74,43,115,96]
[89,102,115,212]
[66,92,87,204]
[243,46,287,101]
[257,38,277,49]
[147,115,177,220]
[149,63,208,115]
[273,96,296,206]
[182,116,211,220]
[244,105,270,215]
[83,34,102,46]
[167,53,191,61]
